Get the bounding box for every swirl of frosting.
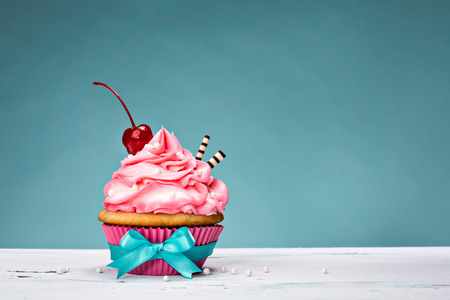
[103,127,229,215]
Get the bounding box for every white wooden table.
[1,248,449,299]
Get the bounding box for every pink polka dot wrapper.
[101,224,223,276]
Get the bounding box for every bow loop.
[120,229,150,251]
[162,227,195,253]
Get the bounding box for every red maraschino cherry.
[93,82,153,155]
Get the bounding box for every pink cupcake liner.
[101,224,223,276]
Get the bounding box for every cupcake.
[94,83,228,278]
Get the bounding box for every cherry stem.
[93,82,136,128]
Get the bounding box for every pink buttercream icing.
[103,127,229,215]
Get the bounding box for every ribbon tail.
[108,247,156,279]
[160,252,202,279]
[107,261,130,279]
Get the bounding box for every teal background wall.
[1,0,449,249]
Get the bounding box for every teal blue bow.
[107,227,216,279]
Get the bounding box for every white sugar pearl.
[56,267,64,275]
[153,142,160,149]
[196,170,203,176]
[263,266,269,273]
[169,191,176,199]
[65,267,71,273]
[246,270,252,277]
[322,268,328,274]
[154,169,161,175]
[177,152,185,160]
[221,266,227,273]
[128,154,133,158]
[96,267,103,274]
[202,268,211,275]
[132,184,138,191]
[231,268,237,275]
[108,189,115,197]
[210,192,216,199]
[163,275,169,282]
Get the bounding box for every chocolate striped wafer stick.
[196,135,210,160]
[207,150,226,168]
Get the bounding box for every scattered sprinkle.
[163,275,169,282]
[221,266,227,273]
[202,268,211,275]
[264,266,269,273]
[56,267,64,275]
[231,268,237,275]
[322,268,328,274]
[96,267,103,274]
[65,267,71,273]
